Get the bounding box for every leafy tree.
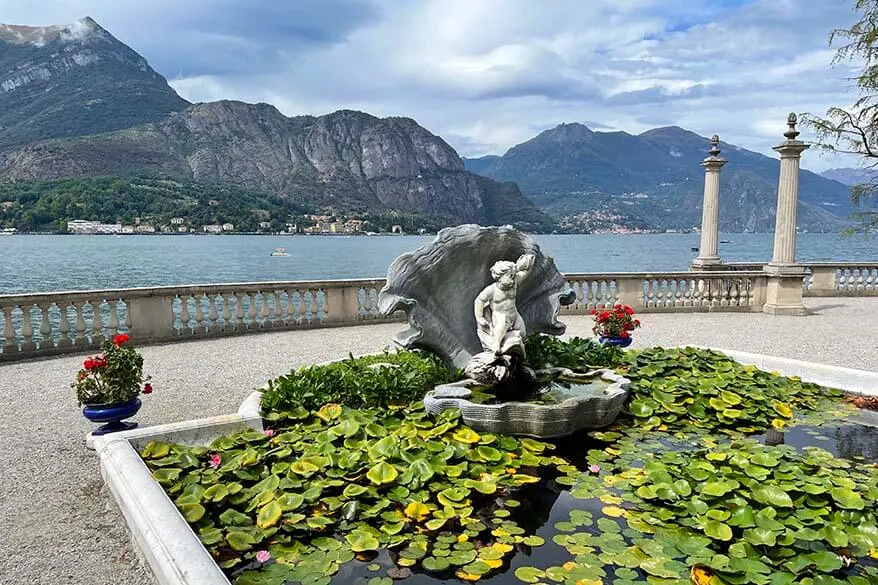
[804,0,878,235]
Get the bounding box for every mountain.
[819,167,875,186]
[466,123,855,232]
[0,18,552,231]
[0,17,189,151]
[0,100,554,229]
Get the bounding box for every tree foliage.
[804,0,878,235]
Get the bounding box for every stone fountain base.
[423,368,630,439]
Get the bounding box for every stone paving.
[0,297,875,584]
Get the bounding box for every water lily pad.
[514,566,546,583]
[366,461,398,485]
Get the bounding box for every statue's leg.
[492,313,508,354]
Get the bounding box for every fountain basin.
[423,368,630,438]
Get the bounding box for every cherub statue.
[466,253,535,384]
[475,253,535,355]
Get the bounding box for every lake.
[0,232,875,294]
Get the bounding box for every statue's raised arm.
[514,253,535,285]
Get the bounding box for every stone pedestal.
[762,265,808,315]
[763,114,809,316]
[691,135,727,271]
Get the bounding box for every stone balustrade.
[562,271,767,313]
[725,262,878,296]
[0,265,875,361]
[0,279,393,362]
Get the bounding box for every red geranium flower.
[113,333,129,346]
[142,383,153,394]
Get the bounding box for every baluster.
[287,290,298,325]
[856,269,866,291]
[245,292,256,328]
[847,268,856,291]
[235,293,245,330]
[2,306,16,353]
[57,302,72,347]
[21,303,35,352]
[679,280,692,306]
[108,299,120,337]
[208,294,219,333]
[272,291,283,326]
[256,292,268,328]
[655,280,667,308]
[719,280,730,307]
[38,303,53,349]
[644,281,655,308]
[295,289,306,323]
[73,302,87,345]
[221,293,231,331]
[585,281,596,309]
[194,294,205,334]
[180,295,191,335]
[309,289,319,323]
[868,268,877,291]
[90,300,105,345]
[728,280,739,307]
[317,289,327,321]
[362,288,374,319]
[677,280,687,306]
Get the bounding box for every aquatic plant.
[141,404,565,584]
[620,347,843,433]
[260,350,458,412]
[555,432,878,585]
[523,334,625,371]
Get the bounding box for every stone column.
[763,113,810,316]
[691,135,727,270]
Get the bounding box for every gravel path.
[0,296,875,584]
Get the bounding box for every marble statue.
[378,224,575,370]
[474,254,535,357]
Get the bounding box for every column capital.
[772,113,811,157]
[701,134,727,168]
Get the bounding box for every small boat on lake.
[270,247,289,257]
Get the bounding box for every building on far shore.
[67,220,122,234]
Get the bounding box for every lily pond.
[140,342,878,585]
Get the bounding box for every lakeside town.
[51,215,421,236]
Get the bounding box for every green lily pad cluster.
[550,431,878,585]
[619,347,843,432]
[260,350,459,412]
[623,439,878,584]
[141,403,564,585]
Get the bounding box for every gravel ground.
[0,296,875,585]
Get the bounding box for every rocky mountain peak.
[0,16,107,46]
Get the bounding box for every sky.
[1,0,867,172]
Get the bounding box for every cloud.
[0,0,866,171]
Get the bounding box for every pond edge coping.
[87,346,878,585]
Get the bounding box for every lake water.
[0,232,875,294]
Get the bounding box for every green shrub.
[524,334,624,371]
[260,350,458,412]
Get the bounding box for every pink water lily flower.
[209,454,221,469]
[263,429,276,438]
[588,464,601,474]
[255,550,271,563]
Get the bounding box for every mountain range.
[465,124,855,232]
[819,167,876,186]
[0,16,859,233]
[0,17,552,232]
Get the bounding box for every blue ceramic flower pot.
[82,397,141,435]
[599,335,632,348]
